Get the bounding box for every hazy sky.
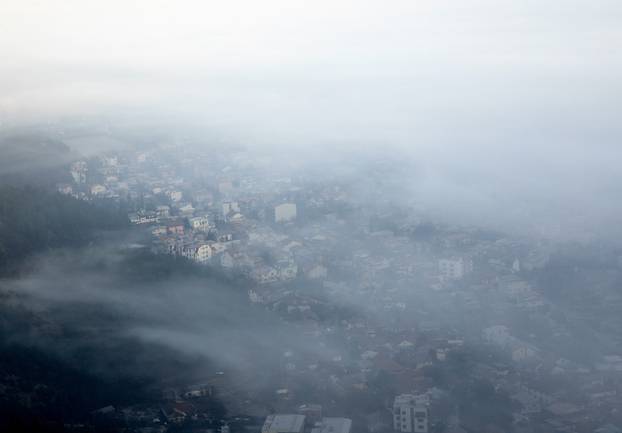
[2,0,620,118]
[2,0,621,238]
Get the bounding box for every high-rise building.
[393,394,429,433]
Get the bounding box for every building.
[169,190,183,202]
[250,265,280,284]
[176,242,212,264]
[298,404,322,425]
[167,221,185,235]
[152,226,167,236]
[261,415,306,433]
[156,205,170,219]
[129,210,158,225]
[311,418,352,433]
[194,244,213,264]
[393,394,429,433]
[70,161,88,184]
[189,216,210,232]
[179,203,195,216]
[222,201,241,219]
[438,257,473,280]
[275,203,297,223]
[90,184,107,196]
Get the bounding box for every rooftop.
[311,418,352,433]
[262,414,306,433]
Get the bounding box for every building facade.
[393,394,429,433]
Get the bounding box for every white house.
[189,216,210,232]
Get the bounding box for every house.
[251,265,280,284]
[178,203,195,216]
[438,257,473,280]
[167,221,185,235]
[217,235,236,246]
[129,211,158,225]
[512,345,538,362]
[189,216,210,232]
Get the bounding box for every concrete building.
[194,244,213,264]
[438,257,473,280]
[275,203,297,223]
[189,216,210,232]
[393,394,429,433]
[261,414,306,433]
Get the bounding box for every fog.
[5,246,339,373]
[2,1,621,239]
[1,1,622,432]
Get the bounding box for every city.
[1,1,621,432]
[1,123,618,433]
